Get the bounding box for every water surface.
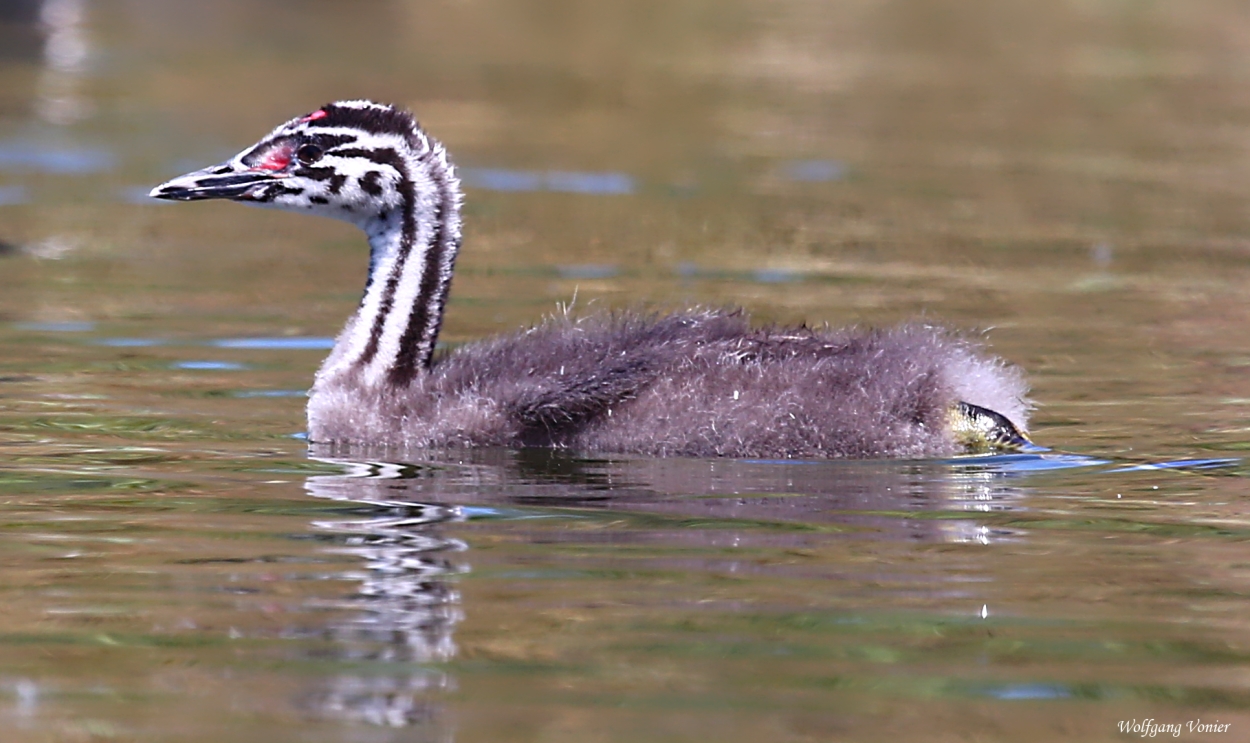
[2,1,1250,741]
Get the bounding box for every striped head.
[150,100,459,232]
[153,100,465,382]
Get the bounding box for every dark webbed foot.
[949,401,1039,453]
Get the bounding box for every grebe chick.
[151,100,1034,459]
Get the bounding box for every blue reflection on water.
[464,168,541,191]
[738,452,1240,476]
[0,185,28,205]
[785,159,848,182]
[94,337,333,349]
[980,683,1072,700]
[0,141,116,174]
[212,337,335,350]
[173,361,245,370]
[95,338,167,347]
[752,268,802,283]
[458,161,848,194]
[948,452,1110,472]
[557,264,619,280]
[673,264,807,284]
[546,171,634,194]
[1107,458,1237,472]
[943,452,1241,476]
[14,321,95,332]
[462,167,635,195]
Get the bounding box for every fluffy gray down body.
[309,309,1029,459]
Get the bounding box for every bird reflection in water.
[295,447,1076,732]
[302,459,467,732]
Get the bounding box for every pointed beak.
[149,162,282,202]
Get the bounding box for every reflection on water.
[293,448,1239,736]
[461,167,635,195]
[782,159,847,183]
[304,462,465,732]
[34,0,92,126]
[11,320,94,332]
[301,449,1056,734]
[0,139,114,173]
[298,448,1103,729]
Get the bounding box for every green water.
[2,1,1250,740]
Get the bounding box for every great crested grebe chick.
[151,100,1034,459]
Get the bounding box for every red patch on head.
[300,109,328,123]
[255,142,294,171]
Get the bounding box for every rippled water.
[3,1,1250,741]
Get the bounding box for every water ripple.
[211,337,335,350]
[461,167,635,195]
[0,140,115,174]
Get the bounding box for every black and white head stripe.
[286,101,464,386]
[151,100,464,385]
[303,101,428,140]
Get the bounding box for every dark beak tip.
[149,171,275,203]
[148,185,192,201]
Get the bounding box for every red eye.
[300,109,328,123]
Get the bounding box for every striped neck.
[323,138,462,388]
